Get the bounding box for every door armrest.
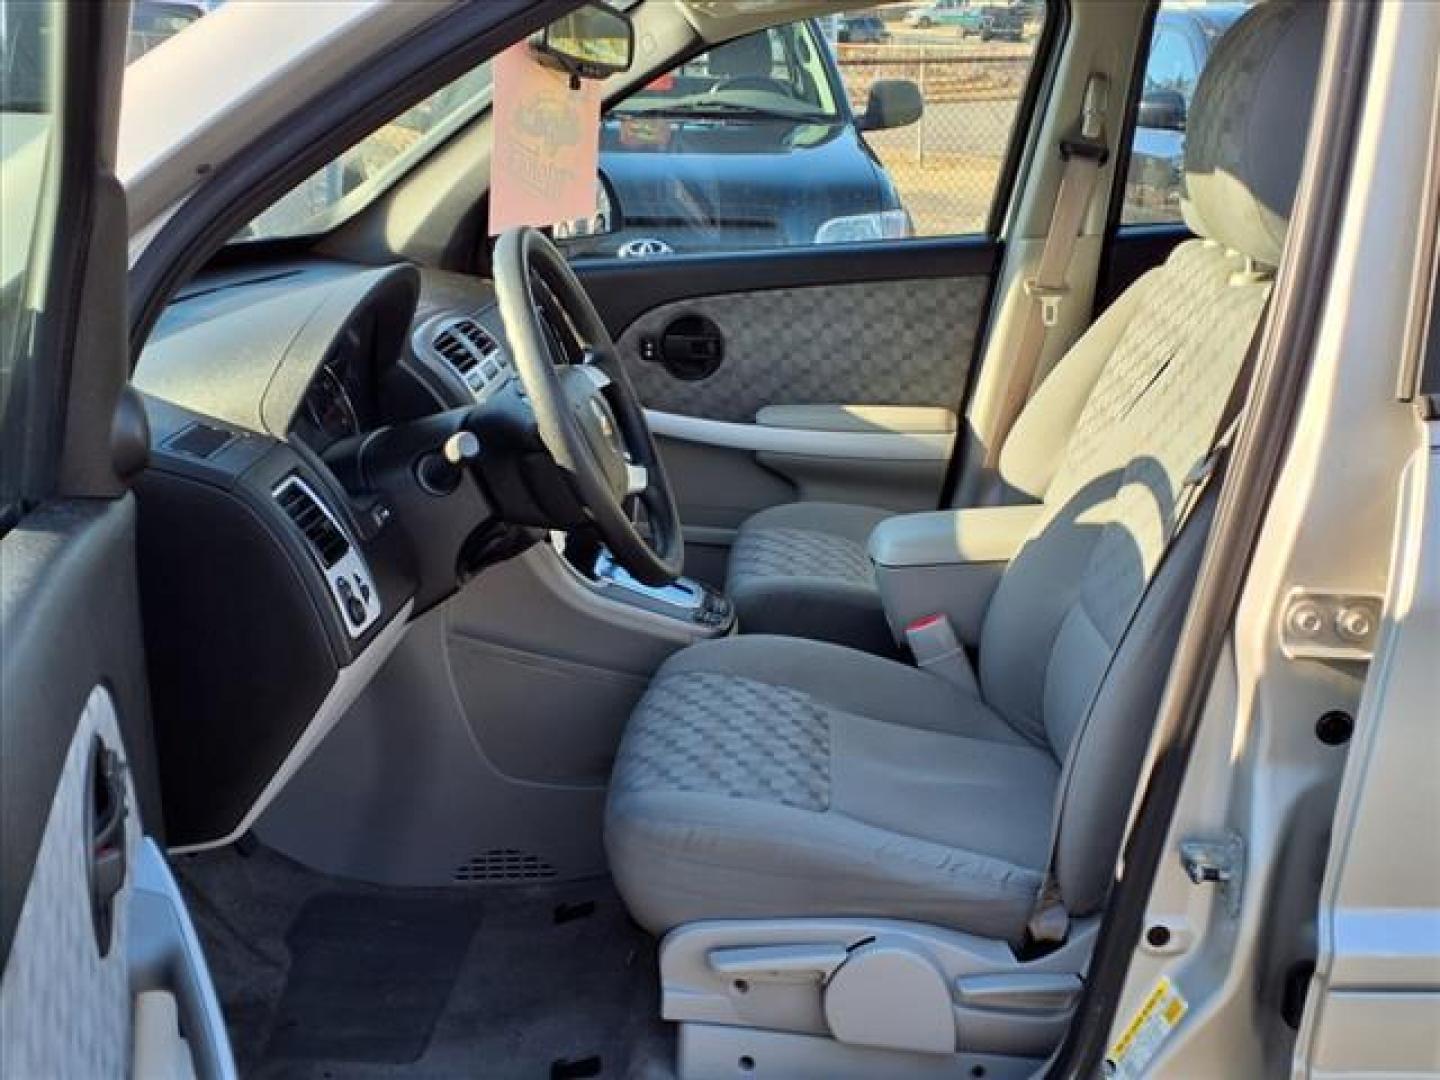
[755,404,957,435]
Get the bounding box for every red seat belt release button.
[904,614,979,696]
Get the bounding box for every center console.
[591,549,735,633]
[870,503,1044,645]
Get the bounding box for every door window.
[1120,2,1256,225]
[1,0,61,521]
[561,9,1048,260]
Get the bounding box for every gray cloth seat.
[609,1,1323,942]
[724,1,1319,656]
[607,635,1057,940]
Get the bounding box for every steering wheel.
[492,227,683,587]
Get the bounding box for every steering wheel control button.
[576,363,612,390]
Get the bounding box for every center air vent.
[429,316,508,397]
[274,477,349,568]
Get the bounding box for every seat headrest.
[1182,0,1326,269]
[709,33,773,80]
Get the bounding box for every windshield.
[118,0,495,245]
[611,22,840,123]
[241,65,494,242]
[128,1,206,63]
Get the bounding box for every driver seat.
[606,0,1321,945]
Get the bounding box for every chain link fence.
[835,41,1039,236]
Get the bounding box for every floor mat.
[174,843,672,1079]
[266,893,482,1063]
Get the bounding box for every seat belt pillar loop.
[982,73,1109,482]
[1081,72,1108,141]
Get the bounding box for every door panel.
[577,240,997,570]
[0,685,140,1079]
[0,3,233,1075]
[578,237,999,340]
[616,275,985,421]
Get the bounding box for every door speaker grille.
[452,849,557,883]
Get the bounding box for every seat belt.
[981,74,1110,491]
[1025,301,1271,945]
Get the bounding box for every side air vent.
[272,475,382,639]
[452,849,558,883]
[428,316,509,398]
[274,477,349,568]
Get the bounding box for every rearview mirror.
[857,79,924,133]
[1137,88,1187,132]
[532,3,635,82]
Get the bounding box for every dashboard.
[132,257,506,847]
[292,319,374,453]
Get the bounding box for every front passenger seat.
[726,9,1303,655]
[609,0,1321,943]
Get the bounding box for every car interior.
[2,0,1351,1077]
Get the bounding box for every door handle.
[86,738,129,956]
[645,315,725,381]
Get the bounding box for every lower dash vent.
[452,849,558,883]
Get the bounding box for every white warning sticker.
[1105,976,1189,1079]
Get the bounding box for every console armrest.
[755,404,957,435]
[870,504,1044,646]
[869,504,1043,567]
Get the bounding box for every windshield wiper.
[610,101,831,123]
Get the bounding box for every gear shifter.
[592,549,733,630]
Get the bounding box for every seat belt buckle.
[1024,280,1069,328]
[905,614,979,695]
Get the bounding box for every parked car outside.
[906,0,1025,41]
[1124,2,1252,223]
[562,20,923,258]
[838,14,891,44]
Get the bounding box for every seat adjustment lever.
[954,972,1082,1013]
[706,943,849,984]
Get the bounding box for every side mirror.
[1137,88,1187,132]
[858,79,924,132]
[532,2,634,82]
